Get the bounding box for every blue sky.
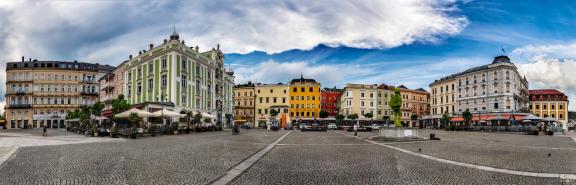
[0,0,575,111]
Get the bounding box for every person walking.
[43,126,47,137]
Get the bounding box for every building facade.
[123,31,234,126]
[234,82,255,127]
[5,59,113,129]
[99,61,127,117]
[320,87,342,117]
[338,83,393,120]
[289,75,321,122]
[529,89,569,124]
[254,83,290,127]
[397,85,430,125]
[430,77,457,116]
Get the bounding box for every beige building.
[529,89,569,126]
[5,59,114,129]
[338,83,394,120]
[397,85,430,126]
[255,83,290,127]
[430,77,457,116]
[233,82,256,126]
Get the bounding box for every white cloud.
[517,58,576,111]
[0,0,468,113]
[233,60,374,87]
[512,42,576,61]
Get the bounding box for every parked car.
[368,124,381,130]
[327,123,338,130]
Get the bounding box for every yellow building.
[289,75,321,122]
[254,83,290,127]
[233,82,255,127]
[529,89,569,126]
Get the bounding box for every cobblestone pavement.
[1,129,574,185]
[340,129,576,174]
[0,129,286,185]
[0,129,124,148]
[232,131,563,185]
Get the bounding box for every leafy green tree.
[441,112,452,128]
[462,109,472,126]
[382,115,390,121]
[194,111,203,127]
[185,110,194,129]
[347,114,358,120]
[319,110,329,119]
[335,114,345,125]
[364,112,373,119]
[79,107,91,129]
[127,113,141,128]
[91,101,105,116]
[389,88,403,127]
[111,94,130,118]
[270,109,279,117]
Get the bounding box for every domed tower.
[170,26,179,41]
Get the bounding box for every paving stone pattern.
[0,130,286,185]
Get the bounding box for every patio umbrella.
[522,114,543,121]
[91,115,109,121]
[543,117,557,122]
[115,108,154,118]
[151,109,184,118]
[202,112,217,118]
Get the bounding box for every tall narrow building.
[289,75,321,122]
[234,82,256,127]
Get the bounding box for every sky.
[0,0,575,113]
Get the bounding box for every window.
[560,104,564,110]
[181,75,187,87]
[161,57,167,69]
[128,85,132,96]
[161,75,167,88]
[309,87,313,92]
[182,57,187,70]
[301,87,305,92]
[148,62,153,73]
[148,79,153,91]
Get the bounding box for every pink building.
[99,61,127,117]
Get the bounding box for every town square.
[1,0,576,185]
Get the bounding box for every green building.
[123,30,235,126]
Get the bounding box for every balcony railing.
[7,104,31,109]
[81,79,98,84]
[80,91,99,96]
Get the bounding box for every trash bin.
[430,133,435,140]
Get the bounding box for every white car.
[327,123,338,130]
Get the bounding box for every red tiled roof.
[529,89,565,95]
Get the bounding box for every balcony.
[7,104,31,109]
[81,79,98,84]
[80,91,99,96]
[100,82,115,91]
[7,90,32,95]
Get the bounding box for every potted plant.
[110,127,117,138]
[172,123,179,135]
[92,125,99,137]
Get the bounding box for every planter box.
[379,127,419,137]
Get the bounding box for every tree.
[347,114,358,120]
[127,113,141,128]
[389,88,403,127]
[194,111,203,127]
[335,114,345,125]
[270,109,279,117]
[91,101,105,116]
[185,110,194,129]
[319,110,329,119]
[111,94,130,118]
[364,112,373,119]
[382,116,390,121]
[462,109,472,126]
[79,107,91,130]
[441,112,452,128]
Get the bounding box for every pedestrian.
[43,126,47,137]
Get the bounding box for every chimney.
[195,46,199,52]
[139,51,142,55]
[129,55,132,60]
[149,44,153,50]
[217,44,220,50]
[21,56,24,62]
[181,40,185,45]
[164,39,167,43]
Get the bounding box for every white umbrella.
[202,112,216,118]
[91,115,109,121]
[151,109,184,118]
[115,108,153,118]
